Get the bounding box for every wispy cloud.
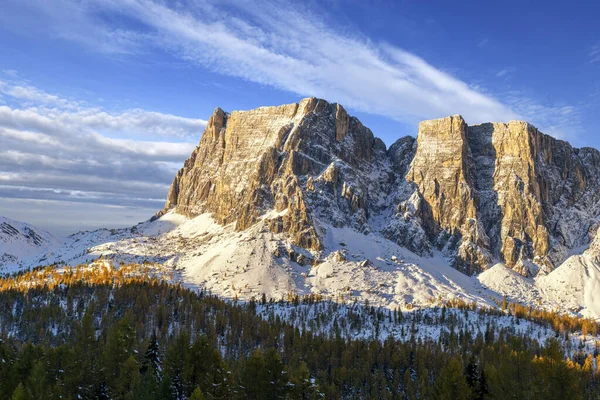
[0,0,588,229]
[10,0,521,126]
[7,0,583,140]
[495,67,516,78]
[591,42,600,64]
[1,69,19,78]
[0,80,82,110]
[477,38,489,48]
[502,90,582,140]
[0,81,207,139]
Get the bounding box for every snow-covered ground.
[255,302,600,357]
[479,254,600,319]
[0,216,61,273]
[4,210,600,320]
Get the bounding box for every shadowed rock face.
[160,98,600,276]
[408,117,600,275]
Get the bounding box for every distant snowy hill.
[0,216,60,273]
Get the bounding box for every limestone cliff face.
[161,98,600,277]
[160,98,387,252]
[406,116,490,274]
[407,117,600,275]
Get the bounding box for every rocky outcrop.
[407,117,600,275]
[405,116,490,274]
[160,98,388,251]
[161,98,600,277]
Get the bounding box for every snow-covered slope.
[478,255,600,319]
[0,216,60,273]
[0,212,492,307]
[6,210,600,318]
[26,210,494,309]
[537,252,600,318]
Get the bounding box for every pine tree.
[189,387,205,400]
[101,315,136,389]
[290,361,321,399]
[27,361,46,399]
[433,357,471,400]
[11,383,28,400]
[165,331,190,398]
[472,368,490,400]
[116,356,141,400]
[141,333,163,382]
[240,349,268,399]
[465,356,478,388]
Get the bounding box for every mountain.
[160,98,600,277]
[5,97,600,317]
[0,216,59,273]
[156,98,396,253]
[409,116,600,276]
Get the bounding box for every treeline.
[0,270,598,398]
[4,264,600,340]
[443,297,600,338]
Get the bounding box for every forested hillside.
[0,265,599,399]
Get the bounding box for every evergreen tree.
[240,349,287,400]
[101,315,136,390]
[141,333,163,382]
[189,387,205,400]
[116,356,141,400]
[290,361,322,399]
[0,269,599,399]
[240,349,265,398]
[11,383,28,400]
[471,368,489,400]
[433,357,471,400]
[26,361,46,400]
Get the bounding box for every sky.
[0,0,599,235]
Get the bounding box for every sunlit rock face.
[159,98,391,252]
[408,117,600,275]
[161,98,600,276]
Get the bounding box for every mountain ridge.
[160,97,600,277]
[4,97,600,318]
[0,216,59,270]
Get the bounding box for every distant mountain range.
[4,97,600,317]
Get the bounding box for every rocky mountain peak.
[406,115,600,275]
[159,98,388,252]
[160,99,600,277]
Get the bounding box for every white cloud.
[0,81,81,109]
[6,0,583,140]
[1,69,19,78]
[0,0,587,229]
[591,43,600,64]
[495,67,516,78]
[0,76,204,213]
[0,82,207,139]
[9,0,522,126]
[0,127,60,146]
[502,90,582,140]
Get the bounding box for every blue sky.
[0,0,599,234]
